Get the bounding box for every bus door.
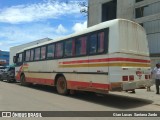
[14,52,24,81]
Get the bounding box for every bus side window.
[30,49,34,61]
[76,36,87,56]
[55,42,63,58]
[18,53,23,63]
[89,32,105,55]
[25,50,30,61]
[89,34,97,54]
[65,39,75,57]
[47,44,55,59]
[34,47,40,61]
[98,32,105,53]
[41,46,46,60]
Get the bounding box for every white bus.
[13,19,153,95]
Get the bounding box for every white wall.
[88,0,135,27]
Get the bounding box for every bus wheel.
[56,76,68,95]
[6,78,11,83]
[0,78,3,81]
[20,74,27,86]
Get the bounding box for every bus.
[13,19,153,95]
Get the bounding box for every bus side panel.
[59,55,110,93]
[23,60,57,86]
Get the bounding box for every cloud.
[55,24,67,34]
[0,0,81,24]
[0,20,88,50]
[0,23,68,50]
[72,21,87,33]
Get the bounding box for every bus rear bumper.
[122,79,154,91]
[111,79,154,91]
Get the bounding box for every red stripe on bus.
[26,77,55,85]
[16,66,23,81]
[16,64,29,81]
[61,58,150,65]
[22,77,110,90]
[67,81,110,90]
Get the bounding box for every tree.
[79,0,88,16]
[48,0,88,16]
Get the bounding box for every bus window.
[98,32,105,53]
[34,47,40,60]
[18,53,23,63]
[89,32,105,54]
[47,44,55,59]
[65,40,75,57]
[76,36,87,56]
[89,34,97,54]
[25,50,30,61]
[55,42,63,58]
[30,49,34,61]
[41,46,46,60]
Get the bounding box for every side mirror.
[13,56,17,63]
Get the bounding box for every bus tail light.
[122,76,128,81]
[129,75,134,81]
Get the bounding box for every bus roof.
[17,19,142,53]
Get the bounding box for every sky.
[0,0,88,51]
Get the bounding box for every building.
[9,38,51,65]
[88,0,160,67]
[0,50,9,66]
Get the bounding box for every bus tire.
[0,76,3,81]
[56,76,68,95]
[0,78,3,81]
[20,74,28,86]
[6,78,11,83]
